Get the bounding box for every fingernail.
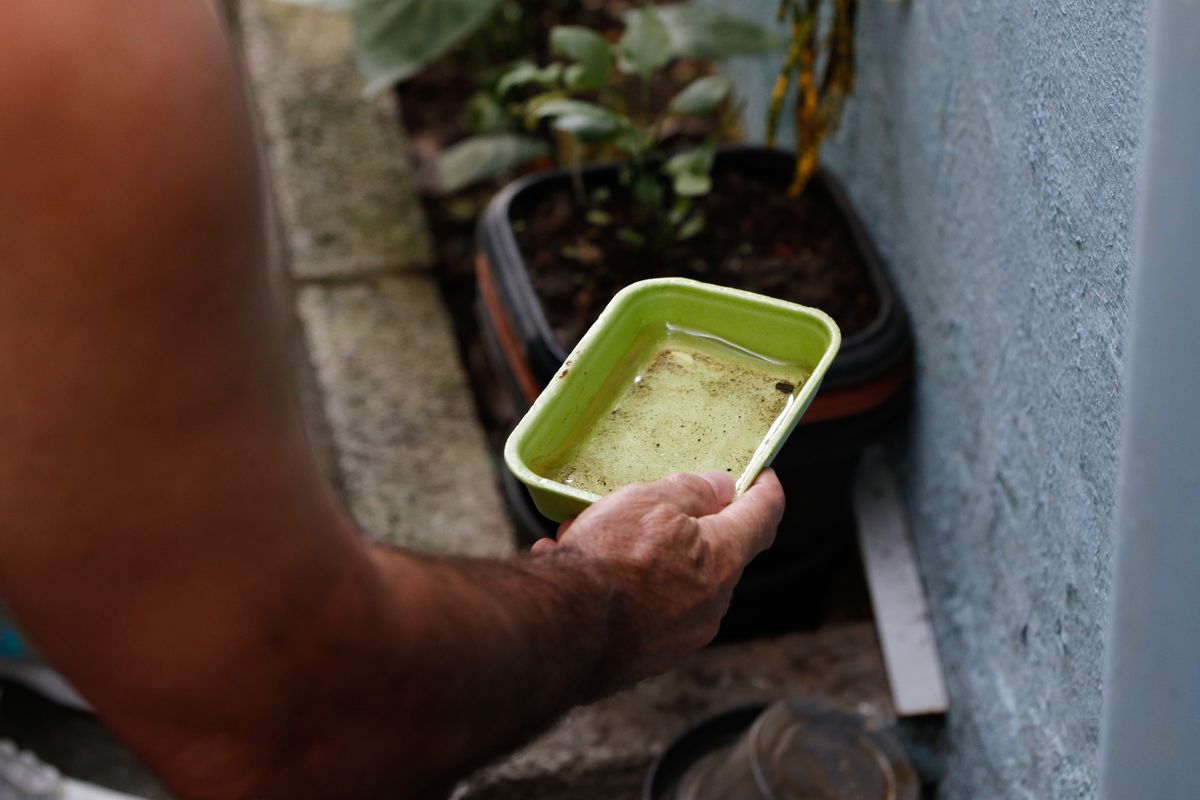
[700,471,737,506]
[530,538,558,555]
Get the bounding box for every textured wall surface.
[714,1,1147,797]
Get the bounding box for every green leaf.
[522,91,566,119]
[462,91,514,134]
[434,133,548,194]
[496,62,563,96]
[668,199,690,226]
[271,0,355,11]
[617,227,647,247]
[498,63,538,96]
[631,173,666,209]
[668,75,732,116]
[613,128,649,156]
[617,6,673,76]
[563,65,586,89]
[552,115,620,142]
[354,0,501,95]
[550,26,614,91]
[587,209,614,226]
[656,5,785,60]
[535,100,632,143]
[663,144,715,178]
[678,212,707,240]
[663,142,716,198]
[551,26,611,63]
[671,171,712,197]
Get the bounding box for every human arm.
[0,2,784,798]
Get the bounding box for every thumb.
[699,468,785,564]
[617,471,735,519]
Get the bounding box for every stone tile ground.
[239,0,515,556]
[241,2,432,281]
[295,277,513,556]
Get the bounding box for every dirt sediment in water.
[541,342,807,496]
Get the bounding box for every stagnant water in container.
[534,326,810,496]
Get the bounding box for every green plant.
[767,0,858,195]
[279,0,861,199]
[277,0,566,94]
[351,0,504,93]
[435,5,782,250]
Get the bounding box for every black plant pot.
[475,146,913,631]
[476,146,913,463]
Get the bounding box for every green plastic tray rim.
[505,278,843,522]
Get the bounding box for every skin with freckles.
[0,2,786,799]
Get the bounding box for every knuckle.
[640,503,690,533]
[665,471,701,489]
[665,471,711,499]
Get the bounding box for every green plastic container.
[505,278,842,522]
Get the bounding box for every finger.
[556,519,575,538]
[697,471,737,508]
[699,468,786,565]
[641,472,733,518]
[530,538,558,555]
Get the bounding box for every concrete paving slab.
[239,1,431,280]
[298,277,515,556]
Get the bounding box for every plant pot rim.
[478,144,911,390]
[643,703,769,800]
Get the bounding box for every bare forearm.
[16,520,622,800]
[353,548,616,795]
[203,545,620,800]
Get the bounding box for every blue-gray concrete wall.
[713,1,1146,796]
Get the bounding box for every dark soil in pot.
[513,169,881,350]
[482,148,912,401]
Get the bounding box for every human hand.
[532,469,785,686]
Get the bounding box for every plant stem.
[640,74,652,130]
[562,134,586,206]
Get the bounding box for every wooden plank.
[853,447,949,717]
